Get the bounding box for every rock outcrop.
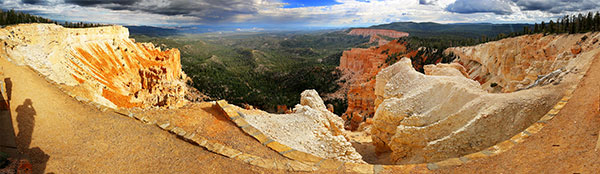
[348,29,409,46]
[243,90,365,163]
[0,24,187,109]
[371,32,600,164]
[372,58,564,164]
[348,29,409,38]
[337,40,417,130]
[446,33,598,93]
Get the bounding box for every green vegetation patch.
[133,31,368,114]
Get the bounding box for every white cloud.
[1,0,599,27]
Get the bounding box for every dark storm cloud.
[21,0,45,5]
[64,0,138,6]
[59,0,279,23]
[419,0,436,5]
[511,0,600,13]
[446,0,513,15]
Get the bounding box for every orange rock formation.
[338,40,417,130]
[69,41,185,108]
[0,24,188,109]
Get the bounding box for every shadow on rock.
[16,99,49,174]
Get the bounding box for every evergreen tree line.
[403,11,600,60]
[0,9,52,25]
[471,11,600,44]
[0,9,108,28]
[530,11,600,34]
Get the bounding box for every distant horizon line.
[119,21,536,30]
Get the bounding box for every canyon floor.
[1,37,599,173]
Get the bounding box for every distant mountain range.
[126,22,534,38]
[361,22,533,39]
[125,25,340,36]
[125,26,180,36]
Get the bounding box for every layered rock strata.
[0,24,187,109]
[338,40,416,130]
[372,33,600,164]
[348,29,409,38]
[348,29,409,46]
[446,33,597,93]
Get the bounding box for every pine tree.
[585,12,594,32]
[549,20,555,33]
[541,21,546,33]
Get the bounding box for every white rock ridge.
[244,89,365,163]
[371,58,565,164]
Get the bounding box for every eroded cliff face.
[337,40,417,130]
[348,29,409,46]
[0,24,187,109]
[446,33,598,93]
[348,29,410,38]
[371,33,600,164]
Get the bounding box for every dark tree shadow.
[0,78,11,110]
[4,78,11,102]
[1,78,18,170]
[16,99,49,174]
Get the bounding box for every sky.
[1,0,600,28]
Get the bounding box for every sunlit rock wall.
[0,24,187,109]
[372,58,563,164]
[348,29,409,46]
[446,33,597,93]
[372,32,600,164]
[338,40,415,130]
[348,29,410,38]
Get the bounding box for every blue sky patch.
[282,0,342,8]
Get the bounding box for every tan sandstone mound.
[371,33,600,164]
[371,58,565,164]
[0,24,187,109]
[243,90,365,163]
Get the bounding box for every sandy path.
[0,57,282,173]
[439,51,600,173]
[130,103,289,162]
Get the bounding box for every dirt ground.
[129,102,289,162]
[0,57,286,174]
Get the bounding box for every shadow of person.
[16,99,49,173]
